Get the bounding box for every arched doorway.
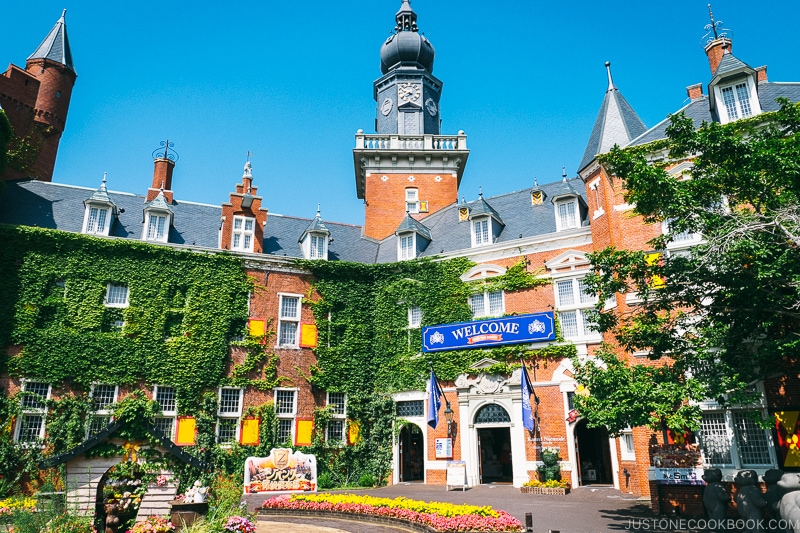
[474,404,513,484]
[399,423,424,482]
[575,419,613,485]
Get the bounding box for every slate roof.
[629,82,800,147]
[395,212,432,241]
[28,10,75,73]
[579,85,647,172]
[713,51,752,77]
[375,177,589,261]
[1,176,585,265]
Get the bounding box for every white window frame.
[104,284,129,308]
[554,276,600,341]
[326,392,347,444]
[405,188,420,214]
[153,385,177,439]
[408,306,422,328]
[468,290,504,318]
[619,429,636,461]
[555,198,581,231]
[232,215,256,252]
[82,205,111,236]
[308,234,327,260]
[662,219,703,251]
[714,77,761,124]
[143,212,170,243]
[217,387,243,445]
[471,217,491,247]
[88,383,118,436]
[398,233,416,261]
[15,381,51,443]
[698,408,775,469]
[277,293,302,348]
[274,388,298,445]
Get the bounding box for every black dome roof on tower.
[379,0,435,75]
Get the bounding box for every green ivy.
[0,225,252,411]
[468,260,548,293]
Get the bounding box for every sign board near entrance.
[446,461,467,491]
[435,438,453,459]
[422,312,555,352]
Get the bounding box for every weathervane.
[151,139,179,162]
[702,4,732,45]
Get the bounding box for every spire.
[579,62,647,173]
[605,62,615,91]
[28,9,75,73]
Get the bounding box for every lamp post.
[444,401,454,439]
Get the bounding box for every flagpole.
[429,364,454,437]
[520,358,540,405]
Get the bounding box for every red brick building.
[0,10,76,182]
[1,2,799,516]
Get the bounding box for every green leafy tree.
[573,100,800,434]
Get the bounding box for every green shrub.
[317,472,334,490]
[358,473,376,488]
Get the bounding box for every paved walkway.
[247,483,655,533]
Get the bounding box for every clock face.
[398,83,421,102]
[381,97,393,116]
[425,98,438,116]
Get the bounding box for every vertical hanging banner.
[422,312,555,352]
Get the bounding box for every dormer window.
[144,213,168,242]
[300,208,330,260]
[83,206,111,235]
[142,191,173,243]
[555,199,580,231]
[83,175,117,237]
[398,233,416,260]
[309,235,326,259]
[721,83,752,120]
[471,217,490,247]
[406,188,419,214]
[232,216,255,252]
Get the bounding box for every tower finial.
[707,4,718,39]
[395,0,418,33]
[60,8,67,20]
[562,166,567,179]
[605,61,615,91]
[317,203,321,217]
[478,186,483,198]
[702,4,731,45]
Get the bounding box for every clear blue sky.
[3,1,799,225]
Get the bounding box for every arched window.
[474,404,510,424]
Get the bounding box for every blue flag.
[427,370,442,429]
[521,363,536,432]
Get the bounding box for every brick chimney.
[686,83,703,100]
[147,157,175,203]
[704,38,732,76]
[755,66,768,83]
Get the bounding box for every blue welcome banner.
[422,312,555,353]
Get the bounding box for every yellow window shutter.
[175,416,197,446]
[295,419,314,446]
[240,417,260,445]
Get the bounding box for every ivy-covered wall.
[0,225,251,410]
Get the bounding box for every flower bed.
[262,494,523,532]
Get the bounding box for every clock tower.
[354,0,469,240]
